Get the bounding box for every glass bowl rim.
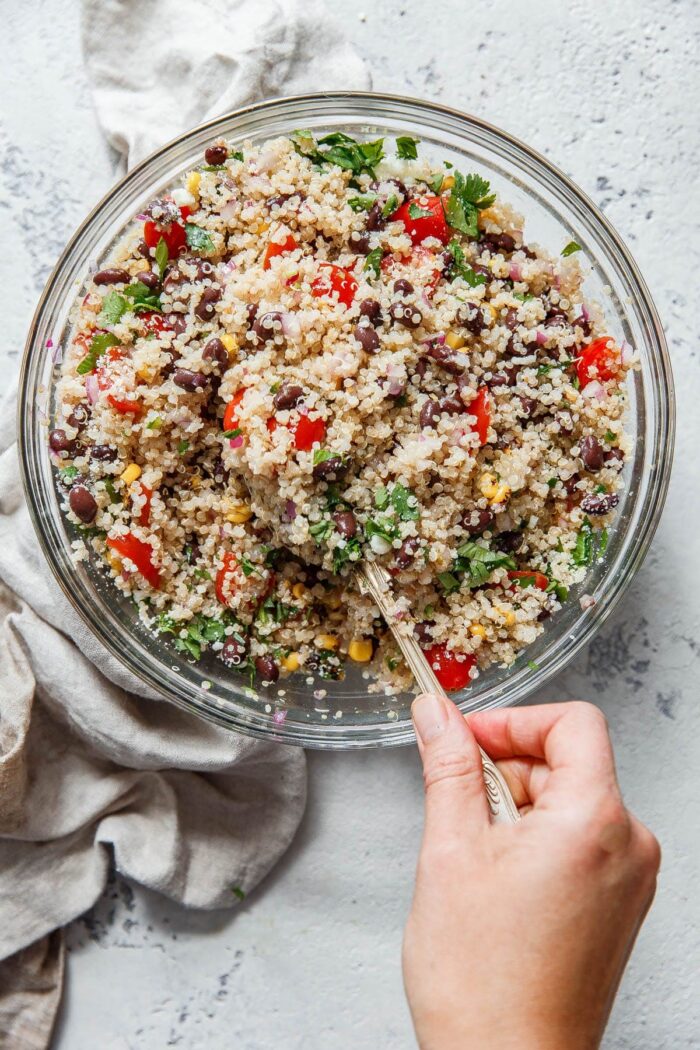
[18,90,675,749]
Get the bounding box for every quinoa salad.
[50,130,633,695]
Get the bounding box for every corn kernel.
[226,505,252,524]
[442,174,455,190]
[189,471,201,491]
[497,606,516,627]
[221,333,238,358]
[106,551,123,575]
[186,171,201,197]
[490,483,511,506]
[470,623,487,639]
[315,633,339,651]
[348,639,373,663]
[478,207,499,228]
[292,582,307,600]
[136,364,157,383]
[120,463,141,485]
[325,589,342,610]
[445,330,466,350]
[282,652,301,672]
[257,221,270,234]
[479,472,498,499]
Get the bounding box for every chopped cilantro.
[396,136,419,160]
[527,659,539,671]
[58,465,79,484]
[595,484,607,494]
[201,164,226,173]
[604,430,616,443]
[428,172,444,193]
[382,194,399,218]
[374,486,389,510]
[155,237,169,276]
[309,518,333,543]
[231,150,244,162]
[185,223,214,253]
[312,448,335,466]
[561,240,582,257]
[408,203,433,219]
[99,291,129,325]
[145,416,163,430]
[364,246,384,279]
[386,656,400,672]
[222,428,242,439]
[438,571,461,595]
[76,331,120,375]
[599,527,609,553]
[572,519,594,566]
[513,574,537,588]
[441,541,516,591]
[193,567,211,581]
[546,579,569,602]
[269,382,281,393]
[324,484,350,512]
[239,555,260,577]
[292,129,385,178]
[156,611,236,661]
[332,536,362,573]
[123,281,162,313]
[365,516,398,544]
[443,171,496,238]
[513,292,533,302]
[389,482,419,521]
[547,477,557,488]
[177,440,190,455]
[104,479,121,505]
[447,239,487,288]
[348,194,377,212]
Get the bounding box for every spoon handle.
[356,561,520,825]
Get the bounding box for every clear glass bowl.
[18,92,674,749]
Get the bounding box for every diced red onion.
[229,435,244,449]
[620,340,634,366]
[85,374,99,405]
[535,329,548,346]
[420,331,445,345]
[580,303,590,322]
[136,213,148,221]
[283,499,297,522]
[509,262,522,281]
[222,259,237,273]
[386,363,405,396]
[221,201,238,223]
[279,312,300,340]
[420,289,432,308]
[582,380,606,402]
[273,710,287,725]
[580,594,596,611]
[449,427,467,446]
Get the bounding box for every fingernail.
[412,693,447,744]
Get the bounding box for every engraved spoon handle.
[356,561,520,825]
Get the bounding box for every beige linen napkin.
[0,1,369,1045]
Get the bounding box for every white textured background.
[2,1,699,1046]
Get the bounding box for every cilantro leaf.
[312,448,335,466]
[389,482,419,521]
[177,440,190,455]
[374,486,389,510]
[231,150,244,162]
[291,130,384,178]
[513,292,533,302]
[408,203,433,219]
[155,237,169,276]
[309,518,333,543]
[441,541,515,592]
[396,136,419,160]
[382,194,399,218]
[145,416,163,430]
[447,238,487,288]
[124,281,162,313]
[364,246,384,279]
[561,240,582,257]
[76,332,120,375]
[104,479,121,506]
[428,172,444,193]
[332,536,362,573]
[572,519,594,566]
[443,171,496,238]
[348,194,377,212]
[58,465,79,484]
[99,291,129,325]
[185,223,215,253]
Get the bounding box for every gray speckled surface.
[2,1,699,1046]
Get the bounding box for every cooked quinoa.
[50,130,632,695]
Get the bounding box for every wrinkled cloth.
[0,0,368,1044]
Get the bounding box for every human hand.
[403,696,660,1050]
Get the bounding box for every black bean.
[358,299,382,326]
[389,301,423,329]
[146,197,180,224]
[162,266,185,295]
[252,311,284,345]
[518,396,537,418]
[135,269,160,290]
[537,608,551,622]
[504,308,519,330]
[579,434,604,472]
[173,368,208,392]
[165,312,187,335]
[496,530,524,553]
[333,510,357,538]
[49,428,76,454]
[221,635,248,667]
[393,278,414,296]
[136,239,151,259]
[160,350,178,377]
[413,621,434,646]
[440,250,454,280]
[268,192,303,210]
[575,314,592,337]
[545,307,568,327]
[349,231,371,255]
[69,484,97,523]
[521,245,537,260]
[273,383,304,411]
[353,324,380,354]
[580,492,620,515]
[205,144,228,166]
[365,202,385,232]
[195,286,221,322]
[604,447,624,469]
[496,232,515,253]
[394,536,420,569]
[412,358,429,381]
[427,343,465,376]
[419,399,442,429]
[90,444,118,463]
[438,394,464,415]
[66,403,90,431]
[202,337,229,372]
[461,508,494,534]
[563,472,581,495]
[255,654,279,682]
[386,380,407,400]
[480,232,515,254]
[94,268,131,286]
[456,302,485,334]
[211,455,229,484]
[488,367,520,389]
[312,456,344,480]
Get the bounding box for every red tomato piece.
[106,533,161,589]
[95,346,126,390]
[141,311,173,336]
[263,235,299,270]
[508,570,548,591]
[143,205,190,257]
[575,337,620,387]
[216,551,238,607]
[389,195,450,246]
[107,394,143,417]
[292,415,326,451]
[469,386,491,446]
[311,263,358,308]
[223,389,246,432]
[266,417,278,434]
[423,644,475,692]
[133,483,152,527]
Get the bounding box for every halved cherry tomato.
[133,483,152,527]
[216,551,238,607]
[311,263,358,308]
[423,644,475,692]
[389,195,450,246]
[266,417,278,434]
[95,346,126,390]
[106,533,161,589]
[143,205,191,257]
[292,414,326,451]
[381,246,442,296]
[263,235,299,270]
[141,311,173,336]
[508,570,548,591]
[469,386,491,446]
[223,389,246,432]
[575,337,620,387]
[107,394,143,417]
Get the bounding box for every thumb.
[412,693,490,844]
